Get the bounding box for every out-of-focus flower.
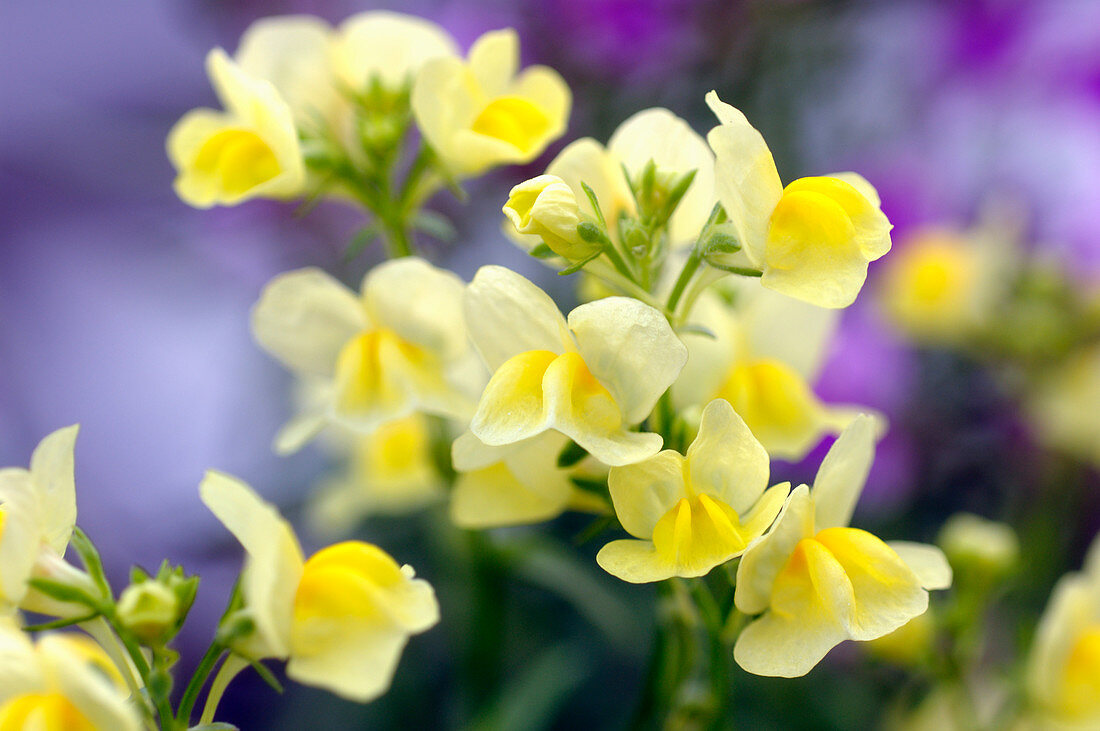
[504,174,600,262]
[412,29,571,177]
[333,11,458,93]
[674,280,871,460]
[462,265,687,466]
[200,471,439,702]
[117,580,181,644]
[937,512,1019,579]
[167,50,306,208]
[251,258,482,454]
[1027,342,1100,466]
[706,91,892,308]
[0,620,141,730]
[597,399,789,583]
[308,414,445,536]
[1025,532,1100,727]
[734,415,951,677]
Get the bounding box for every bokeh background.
[3,0,1100,728]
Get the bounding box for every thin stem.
[176,642,226,727]
[666,248,703,319]
[601,239,637,283]
[199,655,250,725]
[106,610,175,730]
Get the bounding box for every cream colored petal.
[273,410,328,456]
[29,425,78,555]
[686,399,769,514]
[546,138,635,226]
[464,266,569,370]
[410,56,475,162]
[510,65,571,137]
[735,484,815,615]
[452,430,521,472]
[672,291,737,410]
[759,243,871,309]
[469,349,555,447]
[568,297,687,424]
[252,268,366,378]
[607,451,686,539]
[888,541,953,590]
[596,539,678,584]
[199,471,304,658]
[735,279,839,381]
[1026,572,1096,709]
[362,257,468,361]
[40,634,142,731]
[608,108,716,246]
[0,619,43,697]
[166,109,235,209]
[734,537,854,677]
[829,172,880,206]
[287,620,409,702]
[812,414,877,531]
[467,28,518,97]
[236,15,337,125]
[705,91,783,266]
[335,11,458,90]
[0,472,40,603]
[738,482,791,542]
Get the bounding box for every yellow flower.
[308,414,445,535]
[333,11,458,92]
[251,258,483,454]
[597,399,789,583]
[168,49,306,208]
[411,29,570,177]
[504,175,600,261]
[674,280,872,460]
[1025,532,1100,726]
[200,471,439,702]
[1027,343,1100,467]
[733,415,951,677]
[937,512,1019,578]
[706,91,893,308]
[0,425,95,616]
[0,620,141,730]
[463,266,687,466]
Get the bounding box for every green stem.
[666,247,703,316]
[104,609,175,730]
[199,655,250,725]
[175,642,226,727]
[82,619,154,729]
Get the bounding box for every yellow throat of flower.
[1057,624,1100,720]
[765,176,867,270]
[333,328,442,417]
[651,494,751,573]
[471,96,551,153]
[0,692,96,731]
[192,128,282,197]
[714,359,823,455]
[361,415,434,481]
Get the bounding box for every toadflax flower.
[1024,531,1100,727]
[411,29,571,177]
[0,425,94,616]
[462,265,687,467]
[167,49,306,208]
[251,257,482,454]
[734,415,951,677]
[706,91,893,308]
[200,470,439,702]
[674,280,870,460]
[0,619,141,730]
[597,399,790,583]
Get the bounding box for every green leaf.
[342,225,379,263]
[579,181,607,230]
[71,527,110,596]
[557,249,602,276]
[661,168,698,219]
[26,578,96,607]
[556,440,588,468]
[527,242,556,259]
[248,658,285,694]
[22,612,99,632]
[413,210,457,241]
[707,262,763,277]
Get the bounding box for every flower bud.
[117,581,179,644]
[938,513,1019,578]
[504,175,602,261]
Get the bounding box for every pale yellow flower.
[734,415,951,677]
[597,399,789,583]
[674,280,871,460]
[333,11,458,92]
[1027,343,1100,467]
[168,49,306,208]
[938,512,1019,577]
[251,258,483,454]
[706,91,892,308]
[464,266,687,467]
[1025,532,1100,727]
[0,620,140,730]
[200,471,439,702]
[411,29,570,177]
[504,175,600,262]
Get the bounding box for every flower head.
[251,258,482,453]
[706,91,892,308]
[1027,342,1100,467]
[733,415,951,677]
[504,175,599,262]
[168,49,306,208]
[463,266,687,466]
[598,399,789,583]
[200,471,439,702]
[412,29,571,177]
[333,11,458,92]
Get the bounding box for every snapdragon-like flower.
[674,281,868,460]
[734,415,951,677]
[1025,532,1100,726]
[706,91,893,308]
[412,29,570,177]
[0,620,140,730]
[167,50,306,208]
[251,257,482,454]
[0,425,92,615]
[598,399,789,583]
[200,471,439,702]
[1027,342,1100,467]
[463,266,687,466]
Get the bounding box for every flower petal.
[0,472,41,603]
[686,399,769,514]
[362,257,468,361]
[546,138,635,227]
[29,424,79,555]
[464,266,569,371]
[467,29,518,97]
[812,414,877,531]
[596,539,677,584]
[470,349,556,446]
[335,11,457,90]
[287,620,409,702]
[888,541,953,590]
[735,484,815,615]
[40,634,142,731]
[607,451,686,539]
[236,15,337,125]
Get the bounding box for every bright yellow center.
[1058,624,1100,719]
[0,692,96,731]
[333,328,443,418]
[651,494,750,574]
[364,415,433,480]
[765,176,865,270]
[192,128,281,196]
[714,359,822,456]
[471,96,551,153]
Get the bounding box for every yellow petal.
[38,634,142,731]
[685,399,769,513]
[28,425,78,555]
[888,541,953,591]
[596,539,677,584]
[464,266,569,371]
[469,349,556,446]
[335,11,457,90]
[735,484,815,615]
[607,451,687,539]
[811,413,877,531]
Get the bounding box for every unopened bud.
[504,175,602,261]
[117,581,179,644]
[938,513,1019,578]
